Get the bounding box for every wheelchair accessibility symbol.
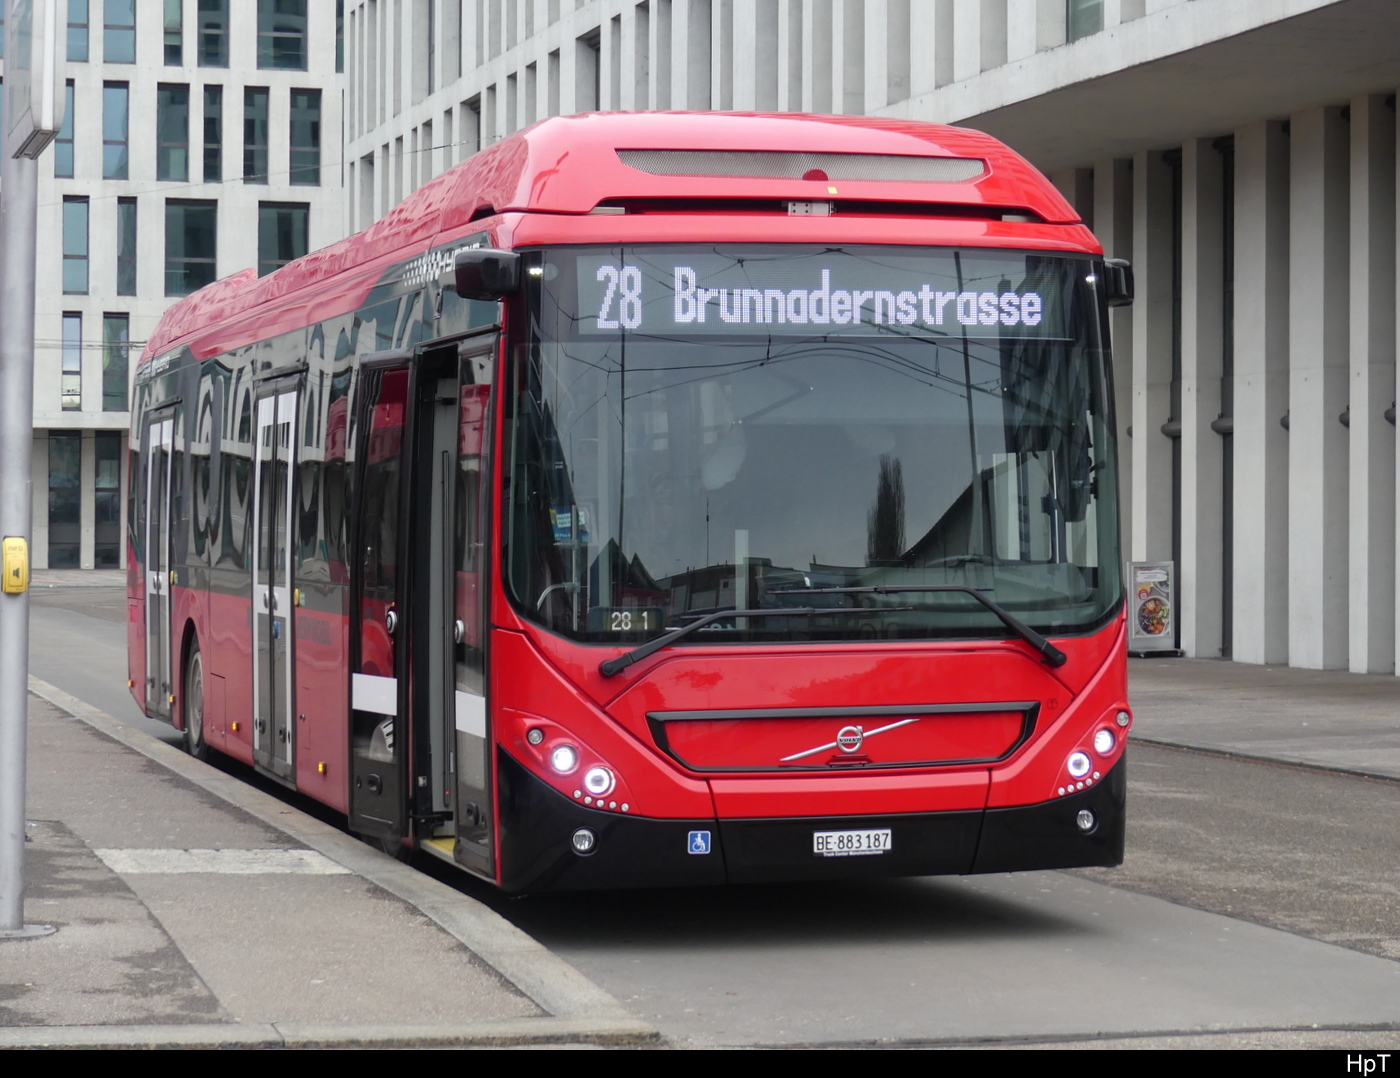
[687,830,712,855]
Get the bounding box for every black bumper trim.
[970,755,1127,873]
[496,747,1127,891]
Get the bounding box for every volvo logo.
[780,717,921,763]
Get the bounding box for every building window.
[104,0,135,63]
[68,0,89,62]
[95,432,122,568]
[289,89,320,186]
[63,198,89,294]
[198,0,227,66]
[1067,0,1103,42]
[203,86,222,182]
[117,197,136,295]
[336,0,343,73]
[103,313,129,411]
[54,81,75,178]
[258,203,308,276]
[157,84,189,181]
[103,81,128,179]
[258,0,307,70]
[61,314,82,411]
[243,87,269,183]
[164,0,182,63]
[166,199,217,295]
[49,432,82,568]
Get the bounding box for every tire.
[184,643,211,762]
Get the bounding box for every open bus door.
[251,381,301,780]
[142,411,176,718]
[348,334,495,873]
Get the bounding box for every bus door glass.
[143,412,175,718]
[350,359,410,843]
[451,336,495,874]
[252,384,299,780]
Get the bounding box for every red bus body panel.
[129,113,1127,890]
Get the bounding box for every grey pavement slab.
[1,685,655,1048]
[520,869,1400,1048]
[1129,656,1400,779]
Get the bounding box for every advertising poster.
[1128,561,1180,656]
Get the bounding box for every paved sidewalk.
[0,679,656,1049]
[28,569,126,588]
[1129,656,1400,782]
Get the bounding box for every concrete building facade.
[342,0,1400,674]
[3,0,345,569]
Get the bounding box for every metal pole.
[0,0,56,940]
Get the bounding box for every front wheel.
[184,643,211,762]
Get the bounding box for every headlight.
[550,744,579,774]
[583,766,615,796]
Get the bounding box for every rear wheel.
[184,644,210,762]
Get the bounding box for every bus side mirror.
[1103,258,1134,307]
[454,249,521,300]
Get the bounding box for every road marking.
[94,848,352,875]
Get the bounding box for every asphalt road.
[27,584,1400,1048]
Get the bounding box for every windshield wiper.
[770,585,1068,668]
[598,606,909,677]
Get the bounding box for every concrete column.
[1179,139,1225,658]
[1131,148,1175,563]
[1346,94,1397,673]
[1050,167,1094,228]
[980,0,1007,72]
[652,0,673,109]
[1094,158,1133,568]
[1232,120,1290,665]
[1035,0,1066,49]
[933,0,954,91]
[865,0,888,111]
[1288,106,1350,670]
[910,1,941,97]
[1005,0,1038,62]
[80,431,95,571]
[952,0,980,84]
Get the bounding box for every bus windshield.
[508,244,1121,646]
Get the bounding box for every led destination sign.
[570,248,1075,340]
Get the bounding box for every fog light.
[550,744,579,774]
[1067,751,1091,778]
[583,766,615,797]
[527,727,544,745]
[1076,809,1097,833]
[571,828,596,854]
[1093,728,1116,755]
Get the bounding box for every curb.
[22,676,659,1048]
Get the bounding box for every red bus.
[129,112,1133,891]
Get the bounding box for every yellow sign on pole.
[2,537,28,594]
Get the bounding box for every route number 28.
[596,265,643,329]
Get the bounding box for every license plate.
[813,828,892,857]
